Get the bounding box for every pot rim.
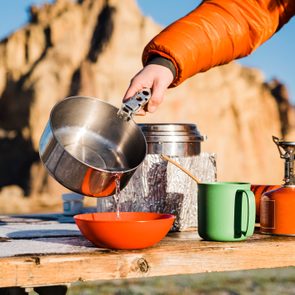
[42,95,147,174]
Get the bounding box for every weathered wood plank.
[1,231,295,288]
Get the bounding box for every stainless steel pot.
[39,89,151,197]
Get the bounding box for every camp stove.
[260,136,295,235]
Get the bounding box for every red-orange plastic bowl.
[74,212,175,250]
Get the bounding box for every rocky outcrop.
[0,0,294,213]
[266,79,294,137]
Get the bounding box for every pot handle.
[117,88,151,121]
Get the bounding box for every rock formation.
[0,0,294,213]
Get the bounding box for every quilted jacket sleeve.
[142,0,295,87]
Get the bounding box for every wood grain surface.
[1,214,295,288]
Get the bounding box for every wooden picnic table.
[1,213,295,289]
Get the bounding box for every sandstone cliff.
[0,0,294,213]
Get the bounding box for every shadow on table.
[7,229,80,239]
[0,214,73,225]
[5,229,100,249]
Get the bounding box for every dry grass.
[67,267,295,295]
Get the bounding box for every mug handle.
[239,189,256,237]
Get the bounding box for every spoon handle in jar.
[161,154,201,184]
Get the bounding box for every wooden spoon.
[161,154,201,184]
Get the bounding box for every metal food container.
[97,123,217,231]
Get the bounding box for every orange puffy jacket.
[142,0,295,87]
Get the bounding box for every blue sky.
[0,0,294,103]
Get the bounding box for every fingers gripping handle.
[118,88,152,121]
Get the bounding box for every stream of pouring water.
[113,176,121,219]
[96,175,121,218]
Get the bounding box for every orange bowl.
[74,212,175,250]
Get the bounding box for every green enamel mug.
[198,182,256,242]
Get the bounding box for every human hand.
[123,64,174,115]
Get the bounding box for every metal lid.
[138,123,204,143]
[139,123,197,133]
